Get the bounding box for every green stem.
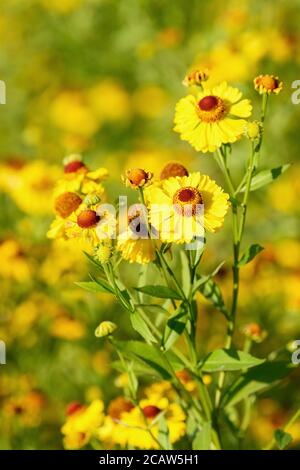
[263,407,300,450]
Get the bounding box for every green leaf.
[134,285,182,300]
[130,311,157,343]
[83,251,104,270]
[198,279,228,317]
[114,340,173,380]
[180,251,191,297]
[90,274,116,294]
[274,429,292,450]
[238,244,264,266]
[158,416,172,450]
[162,303,188,351]
[200,348,265,372]
[222,361,292,407]
[192,422,211,450]
[127,362,138,398]
[75,281,109,294]
[239,164,290,193]
[193,261,225,294]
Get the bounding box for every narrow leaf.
[130,312,157,343]
[200,348,265,372]
[75,281,109,294]
[163,304,188,351]
[192,422,211,450]
[238,244,264,266]
[134,285,182,300]
[198,279,228,317]
[222,361,292,407]
[239,164,290,193]
[274,429,292,450]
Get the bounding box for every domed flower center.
[261,76,277,91]
[197,95,226,122]
[173,186,203,216]
[55,192,82,218]
[108,397,134,420]
[160,162,189,180]
[199,95,218,111]
[64,160,86,174]
[142,405,161,419]
[77,209,100,228]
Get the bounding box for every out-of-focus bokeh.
[0,0,300,449]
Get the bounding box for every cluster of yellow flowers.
[61,378,195,450]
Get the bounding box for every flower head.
[145,172,230,243]
[174,82,252,153]
[123,168,153,189]
[183,69,209,87]
[243,323,267,343]
[244,121,262,141]
[254,75,283,95]
[94,243,112,264]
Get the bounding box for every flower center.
[142,405,161,419]
[64,160,87,173]
[173,186,203,216]
[66,401,85,416]
[261,76,277,91]
[77,209,100,228]
[55,192,82,218]
[197,95,226,122]
[108,397,134,420]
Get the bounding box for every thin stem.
[263,407,300,450]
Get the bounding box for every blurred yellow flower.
[0,239,32,282]
[62,399,104,449]
[50,316,86,340]
[132,85,169,119]
[87,80,131,122]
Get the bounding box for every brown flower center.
[66,401,85,416]
[160,162,189,180]
[173,186,203,216]
[55,192,82,218]
[261,76,277,91]
[126,168,148,186]
[64,161,87,174]
[108,397,134,420]
[77,209,100,228]
[142,405,161,419]
[197,95,226,122]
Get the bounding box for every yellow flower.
[87,79,131,122]
[50,316,86,340]
[3,391,45,428]
[244,121,262,140]
[174,81,252,153]
[61,399,104,449]
[123,168,153,189]
[254,75,283,95]
[145,172,229,243]
[183,69,209,87]
[0,239,32,282]
[117,210,158,264]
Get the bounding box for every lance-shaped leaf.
[75,280,113,295]
[134,285,182,300]
[130,311,157,344]
[239,164,290,193]
[222,361,292,407]
[192,422,211,450]
[198,279,228,317]
[238,244,264,266]
[200,348,265,372]
[162,303,188,350]
[114,340,174,380]
[274,429,293,450]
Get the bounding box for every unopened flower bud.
[183,69,209,87]
[95,321,117,338]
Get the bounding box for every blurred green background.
[0,0,300,449]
